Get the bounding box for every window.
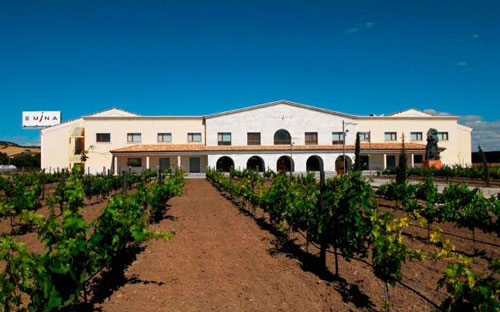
[358,132,370,142]
[437,132,449,141]
[188,133,202,142]
[96,133,110,143]
[247,132,261,145]
[385,132,397,141]
[332,132,343,144]
[274,129,291,145]
[127,158,142,167]
[74,138,84,155]
[411,132,423,141]
[127,133,141,143]
[305,132,318,145]
[157,133,172,142]
[218,132,231,145]
[414,155,423,164]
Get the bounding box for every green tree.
[353,132,361,172]
[0,152,9,165]
[11,153,40,168]
[396,136,407,184]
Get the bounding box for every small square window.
[188,133,202,142]
[127,133,141,143]
[247,132,261,145]
[437,132,449,141]
[157,133,172,142]
[96,133,110,143]
[358,132,370,142]
[305,132,318,145]
[218,133,231,145]
[385,132,397,141]
[332,132,343,144]
[411,132,423,141]
[127,158,142,167]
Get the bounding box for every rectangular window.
[188,133,202,142]
[96,133,110,143]
[74,138,84,155]
[414,155,423,164]
[157,133,172,142]
[437,132,449,141]
[127,158,142,167]
[384,132,397,141]
[127,133,141,143]
[247,132,261,145]
[332,132,343,144]
[358,132,370,142]
[305,132,318,145]
[217,132,232,145]
[410,132,423,141]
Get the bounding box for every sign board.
[22,111,61,128]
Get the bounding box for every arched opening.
[277,156,294,173]
[274,129,291,145]
[306,155,323,172]
[247,156,265,172]
[216,156,234,172]
[335,155,352,174]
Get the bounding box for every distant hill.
[0,141,40,157]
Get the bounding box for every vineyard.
[0,169,185,311]
[1,166,498,311]
[206,168,499,311]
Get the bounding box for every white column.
[411,154,415,168]
[114,156,118,175]
[383,153,387,169]
[177,156,181,169]
[146,156,150,170]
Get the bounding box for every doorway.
[159,158,170,172]
[189,157,201,173]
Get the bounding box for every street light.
[342,120,357,172]
[289,137,299,178]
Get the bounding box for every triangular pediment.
[389,109,433,117]
[87,108,139,117]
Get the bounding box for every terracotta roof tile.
[111,143,440,153]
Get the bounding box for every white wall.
[355,117,472,166]
[84,118,205,174]
[41,119,84,172]
[207,152,355,173]
[205,103,357,147]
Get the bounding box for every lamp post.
[342,120,357,172]
[289,137,299,178]
[368,130,372,175]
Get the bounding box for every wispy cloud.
[460,33,480,43]
[344,21,375,35]
[424,109,500,152]
[457,60,468,67]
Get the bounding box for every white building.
[40,100,472,174]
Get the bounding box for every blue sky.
[1,0,499,150]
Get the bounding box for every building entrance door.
[189,157,201,173]
[159,158,170,172]
[386,155,396,168]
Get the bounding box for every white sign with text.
[22,111,61,128]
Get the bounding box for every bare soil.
[2,179,498,311]
[98,179,499,312]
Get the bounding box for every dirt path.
[98,179,356,312]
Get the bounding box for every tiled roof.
[111,143,438,153]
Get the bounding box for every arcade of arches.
[214,154,353,173]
